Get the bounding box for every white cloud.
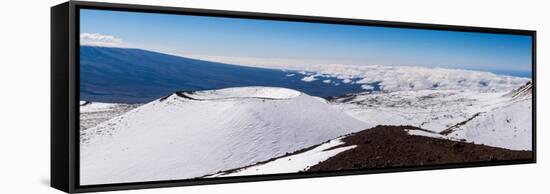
[301,75,318,82]
[361,84,374,90]
[341,78,352,84]
[80,33,123,47]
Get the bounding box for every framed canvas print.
[51,1,536,193]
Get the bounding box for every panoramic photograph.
[78,9,533,185]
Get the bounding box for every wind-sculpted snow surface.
[80,87,367,185]
[280,64,529,92]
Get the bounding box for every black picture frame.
[51,1,537,193]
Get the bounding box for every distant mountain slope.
[444,81,533,150]
[331,81,532,150]
[80,46,364,103]
[444,98,532,150]
[330,89,510,133]
[80,87,367,185]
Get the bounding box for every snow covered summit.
[177,86,302,100]
[80,87,367,185]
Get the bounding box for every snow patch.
[209,137,355,177]
[406,129,450,139]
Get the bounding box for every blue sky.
[80,9,532,73]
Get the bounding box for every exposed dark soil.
[307,125,532,172]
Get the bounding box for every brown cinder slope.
[308,125,532,172]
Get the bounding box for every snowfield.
[80,87,367,185]
[331,82,533,150]
[331,90,509,132]
[445,95,532,150]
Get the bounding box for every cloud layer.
[80,33,122,47]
